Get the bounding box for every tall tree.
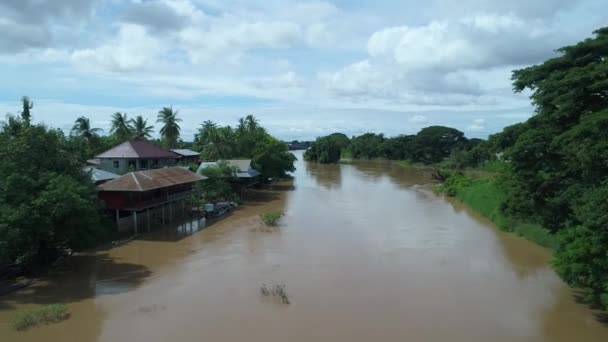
[21,96,33,127]
[71,116,103,142]
[130,115,154,140]
[110,112,133,141]
[157,106,181,148]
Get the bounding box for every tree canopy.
[157,106,182,148]
[1,112,109,269]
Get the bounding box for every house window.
[140,159,148,169]
[128,160,136,170]
[113,160,119,169]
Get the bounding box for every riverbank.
[432,170,559,250]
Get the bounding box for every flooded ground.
[1,150,607,341]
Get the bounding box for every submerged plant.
[260,283,290,304]
[13,304,69,331]
[260,211,283,227]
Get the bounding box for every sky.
[0,0,606,141]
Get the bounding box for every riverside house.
[96,140,181,175]
[97,167,206,234]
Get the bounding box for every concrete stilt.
[133,211,138,235]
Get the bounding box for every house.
[96,140,181,175]
[97,167,206,233]
[171,149,201,164]
[197,159,261,179]
[83,167,119,185]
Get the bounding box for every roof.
[83,167,119,183]
[171,149,201,157]
[197,159,261,178]
[96,141,180,159]
[86,158,100,166]
[97,167,206,192]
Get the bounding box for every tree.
[304,133,350,163]
[157,106,181,148]
[21,96,33,127]
[110,112,133,141]
[130,115,154,140]
[198,161,238,202]
[500,27,608,309]
[252,136,297,178]
[71,116,103,142]
[0,124,109,268]
[410,126,468,164]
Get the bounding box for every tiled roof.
[96,141,180,159]
[171,149,201,157]
[97,167,206,192]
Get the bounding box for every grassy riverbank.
[433,171,558,250]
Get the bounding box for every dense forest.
[0,104,295,271]
[306,28,608,309]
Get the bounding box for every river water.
[1,150,607,341]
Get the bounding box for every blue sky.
[1,0,606,141]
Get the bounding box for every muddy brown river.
[1,150,607,341]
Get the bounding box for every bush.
[260,283,290,304]
[260,211,282,226]
[13,304,69,331]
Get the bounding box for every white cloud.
[468,118,486,131]
[409,115,428,124]
[71,24,161,72]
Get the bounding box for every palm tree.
[21,96,33,127]
[110,112,133,141]
[71,116,103,141]
[130,115,154,140]
[157,106,181,148]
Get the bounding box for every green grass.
[260,211,282,226]
[440,175,559,250]
[13,304,69,331]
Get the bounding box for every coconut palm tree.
[71,116,103,141]
[110,112,133,141]
[130,115,154,140]
[157,106,181,148]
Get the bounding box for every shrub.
[13,304,69,331]
[260,283,290,304]
[260,211,282,226]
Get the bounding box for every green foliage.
[347,133,386,159]
[13,304,69,331]
[194,116,296,179]
[110,112,133,142]
[260,211,282,226]
[198,162,238,202]
[304,133,349,163]
[20,96,33,127]
[252,136,297,178]
[130,115,154,140]
[0,124,109,268]
[157,106,182,148]
[71,116,103,142]
[410,126,468,164]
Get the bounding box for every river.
[1,150,607,341]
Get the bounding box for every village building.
[95,140,181,175]
[171,149,201,164]
[83,166,119,185]
[97,167,206,234]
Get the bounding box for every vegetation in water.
[198,161,239,202]
[13,304,69,331]
[260,211,283,227]
[260,283,290,304]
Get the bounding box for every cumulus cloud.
[123,1,189,32]
[0,0,98,52]
[71,24,162,72]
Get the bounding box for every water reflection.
[304,161,342,190]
